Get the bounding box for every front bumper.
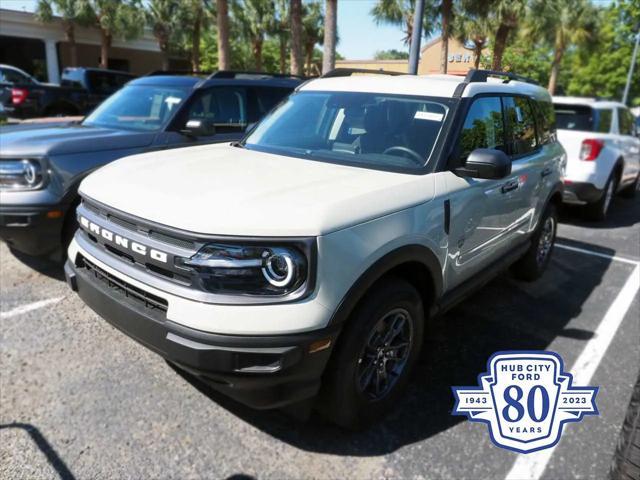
[64,256,340,409]
[0,204,65,255]
[562,181,603,205]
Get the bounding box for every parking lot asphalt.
[1,195,638,480]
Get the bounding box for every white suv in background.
[553,97,640,220]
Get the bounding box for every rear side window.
[183,86,248,133]
[87,71,134,95]
[534,99,557,144]
[504,96,538,156]
[596,109,613,133]
[618,108,634,136]
[254,87,292,116]
[554,104,594,131]
[458,96,505,162]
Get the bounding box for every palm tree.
[216,0,231,70]
[233,0,274,71]
[274,0,289,74]
[146,0,180,71]
[371,0,436,47]
[322,0,337,74]
[79,0,144,69]
[490,0,526,70]
[302,2,323,76]
[290,0,303,75]
[438,0,453,73]
[36,0,89,67]
[454,12,493,68]
[525,0,598,94]
[189,0,205,72]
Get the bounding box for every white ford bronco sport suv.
[553,97,640,220]
[65,69,565,428]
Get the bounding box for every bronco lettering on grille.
[79,215,168,263]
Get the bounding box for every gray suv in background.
[0,71,300,259]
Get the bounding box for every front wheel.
[511,204,557,282]
[319,277,424,429]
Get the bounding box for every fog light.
[309,338,332,354]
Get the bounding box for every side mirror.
[181,118,215,137]
[455,148,512,180]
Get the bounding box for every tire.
[585,174,617,221]
[511,204,557,282]
[318,277,424,429]
[620,174,639,199]
[609,372,640,480]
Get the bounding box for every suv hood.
[0,123,155,157]
[80,143,434,236]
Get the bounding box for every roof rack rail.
[321,68,404,78]
[464,69,538,85]
[145,69,209,77]
[207,70,305,80]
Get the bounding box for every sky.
[1,0,411,60]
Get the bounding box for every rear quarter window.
[534,99,557,144]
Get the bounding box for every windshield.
[83,85,189,131]
[243,91,450,171]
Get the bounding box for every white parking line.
[505,246,640,480]
[0,297,65,320]
[556,243,640,266]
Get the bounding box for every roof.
[552,96,626,109]
[129,74,302,89]
[300,73,551,100]
[62,67,135,77]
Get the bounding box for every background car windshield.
[83,85,189,131]
[244,91,449,170]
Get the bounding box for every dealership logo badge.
[452,351,598,454]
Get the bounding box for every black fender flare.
[327,244,443,326]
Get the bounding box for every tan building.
[0,9,186,83]
[336,37,480,76]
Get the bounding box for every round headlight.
[22,159,39,185]
[262,252,295,287]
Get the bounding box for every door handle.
[541,167,553,177]
[501,179,519,193]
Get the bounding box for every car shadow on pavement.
[173,238,616,457]
[559,195,640,229]
[5,247,65,282]
[0,423,75,480]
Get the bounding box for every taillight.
[11,88,28,105]
[579,139,604,161]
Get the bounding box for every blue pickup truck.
[0,71,301,259]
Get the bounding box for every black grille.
[79,255,168,313]
[82,199,196,250]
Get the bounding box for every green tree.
[525,0,598,94]
[374,49,409,60]
[232,0,275,71]
[454,9,492,69]
[371,0,436,46]
[146,0,181,71]
[36,0,90,67]
[273,0,289,74]
[79,0,144,69]
[302,2,323,76]
[565,0,640,105]
[490,0,526,70]
[482,36,553,86]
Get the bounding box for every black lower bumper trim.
[66,258,339,409]
[0,205,65,256]
[562,182,602,204]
